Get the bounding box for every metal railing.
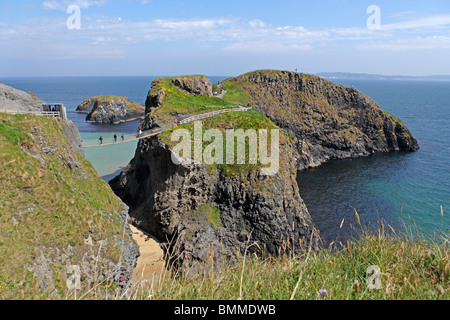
[0,110,61,117]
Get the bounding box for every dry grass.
[130,219,448,300]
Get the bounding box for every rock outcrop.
[0,81,45,112]
[144,78,167,114]
[110,134,317,272]
[172,75,213,97]
[111,73,319,271]
[223,70,419,169]
[76,96,145,125]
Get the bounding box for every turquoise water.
[3,76,449,241]
[81,132,138,181]
[297,79,450,243]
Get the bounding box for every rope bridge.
[81,106,252,148]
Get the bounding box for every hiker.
[121,134,124,142]
[99,136,103,145]
[138,129,143,137]
[114,133,117,143]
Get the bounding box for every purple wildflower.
[318,289,328,296]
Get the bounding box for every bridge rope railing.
[81,106,252,148]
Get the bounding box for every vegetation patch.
[150,77,236,117]
[160,110,289,176]
[0,113,133,299]
[133,228,449,300]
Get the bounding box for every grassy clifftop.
[0,114,136,299]
[148,76,235,117]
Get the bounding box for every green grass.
[150,77,236,117]
[221,79,252,105]
[382,109,405,125]
[0,114,133,299]
[187,204,222,229]
[132,227,449,300]
[160,109,287,176]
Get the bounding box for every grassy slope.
[150,77,236,117]
[135,228,448,300]
[160,109,290,176]
[0,114,133,299]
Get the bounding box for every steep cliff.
[222,70,419,169]
[76,96,145,125]
[110,132,317,272]
[0,113,138,299]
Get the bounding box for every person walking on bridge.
[99,136,103,145]
[114,133,118,143]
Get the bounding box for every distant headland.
[316,72,450,81]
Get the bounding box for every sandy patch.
[130,225,167,285]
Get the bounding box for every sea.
[2,76,449,243]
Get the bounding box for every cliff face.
[76,96,145,125]
[110,135,317,271]
[111,74,318,270]
[223,70,419,169]
[0,113,138,299]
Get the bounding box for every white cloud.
[1,12,450,62]
[381,15,450,31]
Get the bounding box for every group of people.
[98,129,144,145]
[98,133,124,145]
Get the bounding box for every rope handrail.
[81,106,252,148]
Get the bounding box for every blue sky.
[0,0,449,76]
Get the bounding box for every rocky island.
[75,95,145,125]
[110,70,419,271]
[221,70,419,169]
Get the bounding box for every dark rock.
[172,75,213,97]
[145,79,166,114]
[0,81,44,112]
[110,135,318,273]
[225,70,419,170]
[77,96,145,125]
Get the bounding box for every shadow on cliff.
[102,167,126,183]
